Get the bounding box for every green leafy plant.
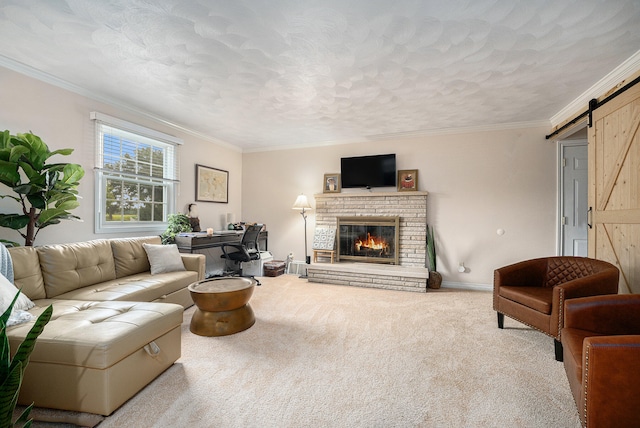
[0,293,52,427]
[0,131,85,247]
[161,213,192,244]
[426,224,442,289]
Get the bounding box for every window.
[92,112,182,234]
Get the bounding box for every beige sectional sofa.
[6,236,205,416]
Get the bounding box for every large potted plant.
[426,225,442,289]
[0,131,85,247]
[161,213,192,244]
[0,293,52,427]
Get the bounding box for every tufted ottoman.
[7,300,183,416]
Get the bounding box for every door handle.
[587,207,593,229]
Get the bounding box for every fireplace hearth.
[337,216,399,264]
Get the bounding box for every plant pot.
[427,271,442,289]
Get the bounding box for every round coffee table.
[188,277,256,337]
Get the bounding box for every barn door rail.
[546,74,640,140]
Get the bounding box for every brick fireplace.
[307,192,429,292]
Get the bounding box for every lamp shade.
[292,194,312,210]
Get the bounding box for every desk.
[175,231,268,253]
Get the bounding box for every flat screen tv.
[340,154,396,189]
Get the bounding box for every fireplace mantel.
[314,191,429,198]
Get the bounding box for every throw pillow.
[0,273,35,326]
[142,243,186,275]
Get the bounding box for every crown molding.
[550,49,640,126]
[365,120,550,141]
[242,136,368,153]
[244,120,551,153]
[0,55,241,152]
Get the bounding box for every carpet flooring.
[95,275,580,427]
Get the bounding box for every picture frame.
[397,169,418,191]
[323,173,341,193]
[195,164,228,203]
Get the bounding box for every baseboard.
[441,281,492,292]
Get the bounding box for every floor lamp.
[292,194,312,277]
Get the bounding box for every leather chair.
[493,257,619,361]
[561,294,640,427]
[221,224,264,284]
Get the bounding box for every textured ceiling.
[1,1,639,151]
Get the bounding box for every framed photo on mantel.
[323,173,341,193]
[195,164,228,203]
[397,169,418,191]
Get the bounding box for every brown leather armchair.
[493,257,619,361]
[561,294,640,427]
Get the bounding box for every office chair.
[220,223,264,285]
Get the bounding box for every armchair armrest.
[550,272,621,337]
[564,294,640,335]
[581,335,640,427]
[555,269,619,299]
[180,253,206,281]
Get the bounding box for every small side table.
[188,277,256,337]
[313,249,336,263]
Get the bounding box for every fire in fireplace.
[355,232,390,255]
[337,216,399,264]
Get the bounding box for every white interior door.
[560,142,588,256]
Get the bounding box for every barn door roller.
[546,74,640,139]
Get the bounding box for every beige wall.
[1,65,559,288]
[0,66,242,246]
[242,126,558,287]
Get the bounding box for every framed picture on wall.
[195,164,228,203]
[397,169,418,191]
[323,173,341,193]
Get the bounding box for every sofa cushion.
[37,240,116,298]
[7,246,46,300]
[561,326,610,407]
[50,270,198,303]
[0,273,34,311]
[0,273,35,326]
[499,286,553,314]
[110,236,160,278]
[142,243,186,275]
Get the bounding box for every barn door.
[588,83,640,294]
